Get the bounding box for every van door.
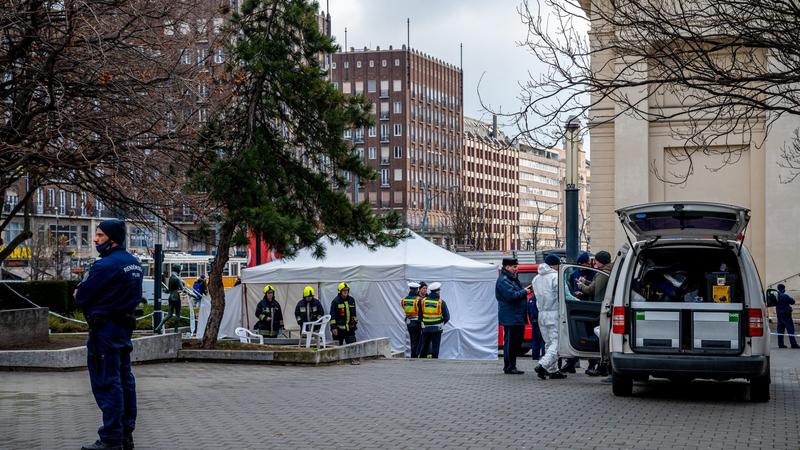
[557,265,609,358]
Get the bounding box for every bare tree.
[0,0,213,261]
[513,0,800,182]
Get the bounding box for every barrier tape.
[4,283,194,325]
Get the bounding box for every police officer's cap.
[408,281,421,288]
[502,257,518,267]
[429,282,442,291]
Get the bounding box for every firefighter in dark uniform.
[295,285,324,330]
[418,282,450,359]
[329,282,358,345]
[155,264,184,334]
[254,285,283,338]
[402,281,423,358]
[75,219,142,450]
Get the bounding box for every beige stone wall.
[584,2,799,287]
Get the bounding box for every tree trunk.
[201,221,235,349]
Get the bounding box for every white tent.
[200,232,499,360]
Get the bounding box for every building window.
[36,189,44,213]
[49,224,79,246]
[394,191,403,204]
[368,126,376,137]
[356,61,362,68]
[394,59,400,66]
[81,225,89,246]
[342,82,351,94]
[367,80,376,93]
[80,192,87,215]
[394,146,403,158]
[394,169,403,181]
[380,80,389,97]
[382,59,387,67]
[213,18,224,34]
[198,83,209,100]
[164,20,175,36]
[179,21,190,35]
[393,124,402,136]
[343,129,351,139]
[393,101,402,114]
[393,80,402,92]
[196,48,207,67]
[214,47,225,64]
[355,81,363,94]
[196,19,207,35]
[181,49,192,65]
[368,147,376,159]
[198,107,208,123]
[331,62,336,69]
[47,188,55,207]
[344,61,349,69]
[70,192,76,209]
[380,169,389,186]
[4,222,22,244]
[380,123,389,140]
[369,60,374,67]
[129,226,153,248]
[166,228,180,249]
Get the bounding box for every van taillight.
[612,307,626,334]
[747,308,764,337]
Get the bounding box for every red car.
[498,264,539,350]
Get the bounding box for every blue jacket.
[526,293,539,322]
[76,246,143,319]
[777,292,795,316]
[496,268,528,326]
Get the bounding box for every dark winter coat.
[496,268,528,326]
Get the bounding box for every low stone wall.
[178,337,392,365]
[0,333,182,370]
[0,307,48,347]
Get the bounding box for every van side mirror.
[765,289,779,307]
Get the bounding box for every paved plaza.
[1,348,799,450]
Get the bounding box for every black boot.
[548,370,568,379]
[81,440,122,450]
[534,365,548,380]
[123,434,134,450]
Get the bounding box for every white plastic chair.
[235,327,264,345]
[301,314,331,349]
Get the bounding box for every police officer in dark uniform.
[329,282,358,345]
[295,285,324,330]
[254,285,283,338]
[418,282,450,359]
[402,281,423,358]
[76,219,142,450]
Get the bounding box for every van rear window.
[632,211,738,233]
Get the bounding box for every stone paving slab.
[0,348,798,449]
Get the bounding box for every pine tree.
[195,0,404,348]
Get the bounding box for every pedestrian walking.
[418,282,450,358]
[75,219,142,450]
[532,254,567,380]
[402,281,423,358]
[329,282,358,345]
[295,285,324,330]
[155,264,183,334]
[496,257,532,374]
[254,285,284,338]
[776,284,800,349]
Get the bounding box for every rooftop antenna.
[407,18,410,49]
[344,27,348,51]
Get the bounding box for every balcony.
[380,135,390,143]
[379,89,389,98]
[380,158,390,166]
[354,136,364,144]
[379,112,390,121]
[380,182,390,188]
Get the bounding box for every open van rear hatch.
[617,202,750,243]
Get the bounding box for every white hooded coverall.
[532,263,559,373]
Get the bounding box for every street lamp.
[564,116,580,264]
[420,184,458,238]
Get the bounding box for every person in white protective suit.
[532,254,567,380]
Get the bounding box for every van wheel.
[750,376,770,402]
[612,372,633,397]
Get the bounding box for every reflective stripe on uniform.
[402,296,419,319]
[421,298,442,323]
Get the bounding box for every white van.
[557,202,772,401]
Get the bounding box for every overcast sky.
[325,0,544,138]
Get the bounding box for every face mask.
[95,241,112,255]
